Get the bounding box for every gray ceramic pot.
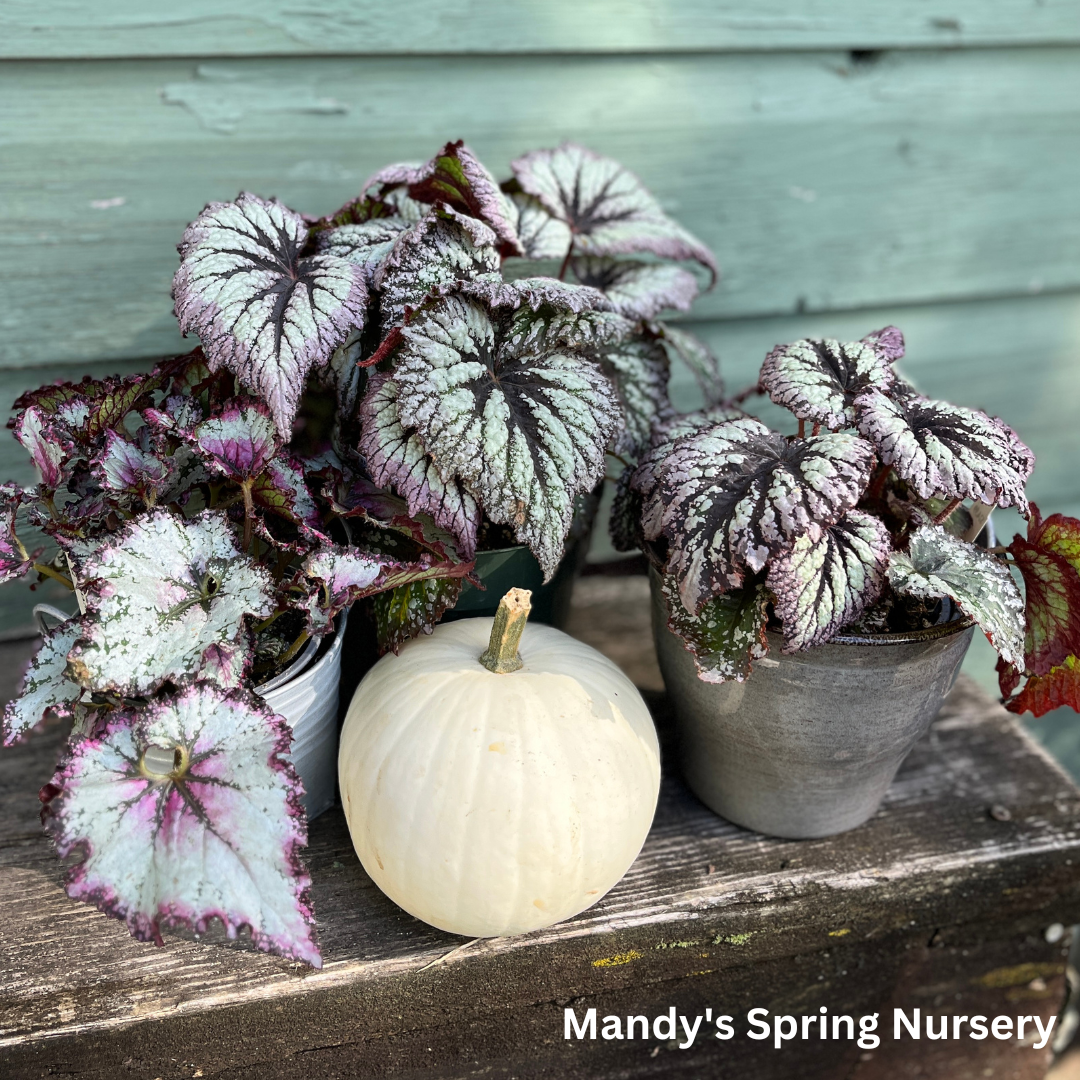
[649,571,976,838]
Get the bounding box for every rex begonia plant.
[170,139,722,593]
[616,328,1080,719]
[1,350,471,967]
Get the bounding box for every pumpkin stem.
[479,588,533,674]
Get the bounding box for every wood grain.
[3,0,1080,58]
[3,49,1080,367]
[1,665,1077,1077]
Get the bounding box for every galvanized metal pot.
[257,615,346,821]
[648,573,976,838]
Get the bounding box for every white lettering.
[969,1016,988,1040]
[565,1007,596,1040]
[858,1014,880,1050]
[895,1008,920,1039]
[715,1015,735,1040]
[601,1015,623,1041]
[774,1014,798,1049]
[1032,1015,1057,1051]
[992,1016,1014,1040]
[653,1008,676,1041]
[679,1014,703,1049]
[747,1008,771,1040]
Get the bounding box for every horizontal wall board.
[3,1,1080,58]
[3,49,1080,369]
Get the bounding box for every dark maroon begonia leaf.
[645,418,875,613]
[855,389,1033,511]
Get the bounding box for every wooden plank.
[3,0,1080,58]
[3,48,1080,367]
[0,650,1076,1077]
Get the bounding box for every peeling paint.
[828,928,852,937]
[161,65,348,134]
[714,932,755,946]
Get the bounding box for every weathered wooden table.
[2,577,1079,1079]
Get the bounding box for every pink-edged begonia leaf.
[511,143,717,280]
[0,483,39,584]
[41,682,320,966]
[762,335,897,430]
[173,192,368,437]
[93,431,172,503]
[392,293,620,578]
[191,401,281,481]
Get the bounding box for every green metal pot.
[443,530,591,629]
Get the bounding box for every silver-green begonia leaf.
[314,217,409,282]
[511,143,718,280]
[373,212,500,333]
[646,418,875,612]
[322,328,366,420]
[506,191,573,261]
[767,510,892,652]
[358,373,480,559]
[888,524,1025,666]
[2,620,83,745]
[172,192,368,437]
[661,573,771,683]
[392,294,620,578]
[761,336,896,430]
[855,389,1034,511]
[68,511,274,695]
[653,324,724,406]
[42,683,320,966]
[572,257,699,319]
[599,334,673,457]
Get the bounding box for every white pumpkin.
[339,589,660,937]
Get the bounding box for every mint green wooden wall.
[2,2,1079,659]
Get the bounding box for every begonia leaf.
[2,620,83,745]
[761,335,897,430]
[313,217,409,282]
[371,575,466,654]
[173,192,368,436]
[392,294,620,578]
[571,257,699,319]
[301,546,385,635]
[609,466,641,554]
[192,401,280,481]
[888,524,1025,666]
[41,683,320,966]
[653,323,725,406]
[506,191,573,261]
[768,510,892,652]
[1007,506,1080,675]
[403,140,522,258]
[434,276,613,316]
[14,407,66,488]
[511,143,717,280]
[660,573,770,683]
[358,373,479,559]
[68,511,274,695]
[250,455,325,536]
[599,334,673,457]
[1004,655,1080,717]
[93,432,172,503]
[0,484,39,584]
[646,418,875,612]
[855,390,1033,511]
[862,325,906,362]
[373,212,500,334]
[144,393,204,436]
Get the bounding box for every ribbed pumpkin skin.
[339,618,661,937]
